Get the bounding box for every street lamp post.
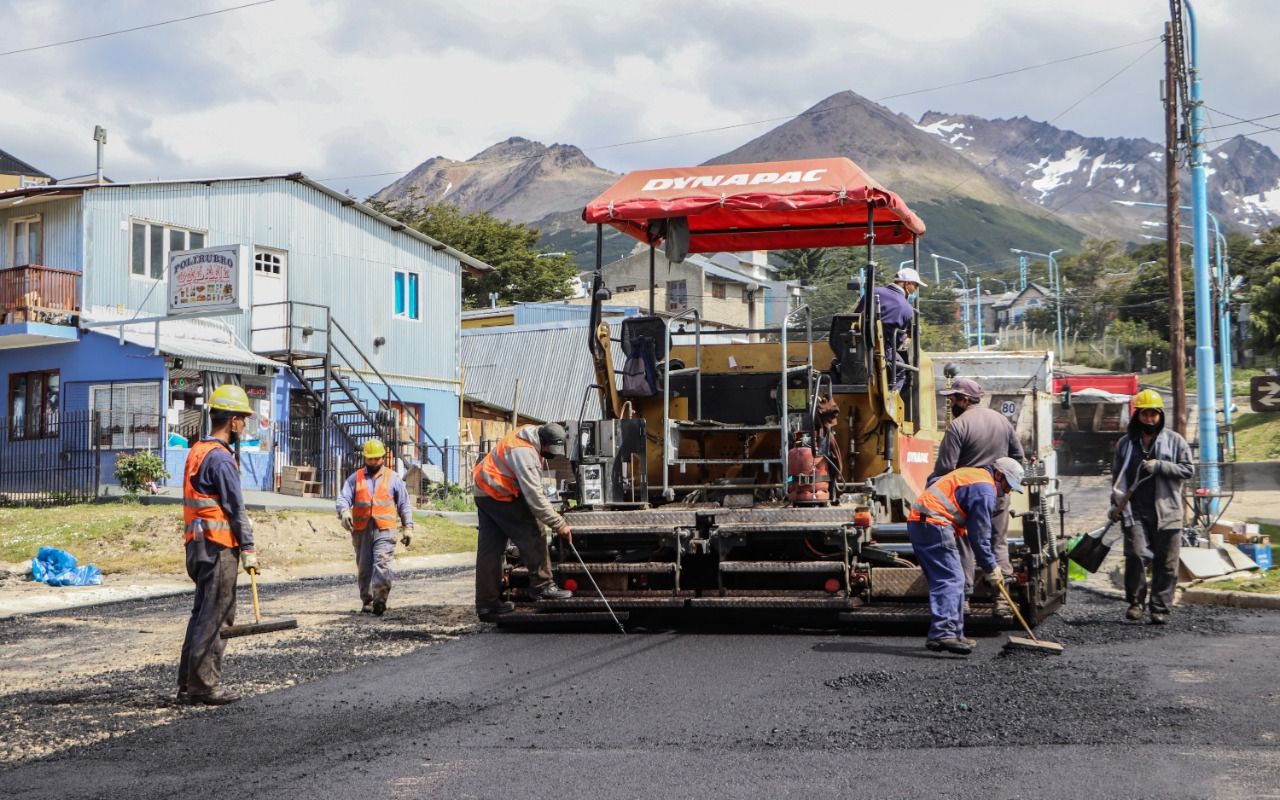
[1184,0,1221,492]
[951,270,971,346]
[1010,248,1064,360]
[933,254,971,346]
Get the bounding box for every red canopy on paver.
[582,157,925,253]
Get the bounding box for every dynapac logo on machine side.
[641,168,828,192]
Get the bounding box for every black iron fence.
[0,410,101,507]
[274,414,478,498]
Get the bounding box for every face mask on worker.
[1138,420,1159,435]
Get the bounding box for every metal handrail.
[780,304,813,496]
[249,300,444,459]
[662,308,702,500]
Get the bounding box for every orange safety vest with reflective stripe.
[183,440,238,549]
[907,466,994,536]
[352,468,398,531]
[472,430,538,501]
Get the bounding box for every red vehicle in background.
[1052,373,1139,473]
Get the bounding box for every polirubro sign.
[167,244,249,315]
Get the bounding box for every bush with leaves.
[114,451,170,495]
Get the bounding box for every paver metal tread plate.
[688,598,857,609]
[870,566,929,598]
[513,562,677,575]
[534,597,687,610]
[496,612,631,625]
[719,560,845,573]
[563,510,697,529]
[712,508,854,526]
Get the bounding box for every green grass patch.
[411,512,478,554]
[1208,554,1280,593]
[1141,365,1270,399]
[1230,411,1280,461]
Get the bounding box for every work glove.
[400,526,413,548]
[339,509,354,532]
[556,525,573,546]
[240,548,258,574]
[982,570,1005,591]
[1142,459,1160,474]
[1108,507,1122,523]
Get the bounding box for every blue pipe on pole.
[1186,0,1221,490]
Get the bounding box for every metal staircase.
[251,300,446,496]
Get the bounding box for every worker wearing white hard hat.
[875,266,925,392]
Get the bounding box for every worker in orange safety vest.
[907,457,1024,656]
[177,384,257,706]
[471,423,574,621]
[336,438,414,616]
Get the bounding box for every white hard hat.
[895,267,927,287]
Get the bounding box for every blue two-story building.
[0,174,489,496]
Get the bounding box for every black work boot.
[360,602,373,614]
[372,598,386,616]
[189,687,241,705]
[925,638,973,656]
[528,583,573,601]
[1125,604,1144,621]
[1149,611,1169,625]
[477,601,516,622]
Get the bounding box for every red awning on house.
[582,157,925,252]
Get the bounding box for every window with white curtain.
[90,382,162,450]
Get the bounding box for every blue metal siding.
[0,197,82,273]
[79,179,461,384]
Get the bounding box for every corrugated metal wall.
[80,179,461,382]
[0,197,83,273]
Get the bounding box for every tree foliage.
[372,200,578,308]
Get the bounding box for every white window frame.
[8,214,42,267]
[129,218,207,282]
[89,381,162,450]
[393,269,422,321]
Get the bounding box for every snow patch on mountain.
[916,118,974,148]
[1027,147,1089,199]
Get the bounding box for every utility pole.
[1165,20,1188,437]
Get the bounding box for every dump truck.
[498,157,1068,628]
[1052,373,1138,474]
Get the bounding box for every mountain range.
[373,90,1280,270]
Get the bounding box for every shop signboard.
[167,244,249,315]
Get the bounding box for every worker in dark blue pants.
[906,457,1024,655]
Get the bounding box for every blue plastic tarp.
[30,546,102,587]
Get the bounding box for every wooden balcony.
[0,265,80,325]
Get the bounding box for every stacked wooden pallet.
[279,465,322,497]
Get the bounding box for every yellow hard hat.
[362,439,387,459]
[208,384,252,415]
[1133,389,1164,410]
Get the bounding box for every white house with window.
[993,282,1052,332]
[0,174,490,492]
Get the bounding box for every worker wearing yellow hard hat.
[178,384,257,706]
[335,438,414,616]
[1109,386,1193,625]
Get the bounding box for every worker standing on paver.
[472,423,574,622]
[874,267,925,392]
[908,457,1025,655]
[336,438,414,616]
[1109,390,1193,625]
[177,384,257,706]
[929,376,1024,614]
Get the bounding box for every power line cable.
[0,0,278,58]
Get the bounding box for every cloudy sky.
[3,0,1277,199]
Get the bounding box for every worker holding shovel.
[177,384,257,706]
[1110,390,1193,625]
[337,439,414,616]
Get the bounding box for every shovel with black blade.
[221,569,298,639]
[1068,472,1151,573]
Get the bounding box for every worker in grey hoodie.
[1109,389,1193,624]
[472,423,574,621]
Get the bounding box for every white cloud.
[0,0,1276,201]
